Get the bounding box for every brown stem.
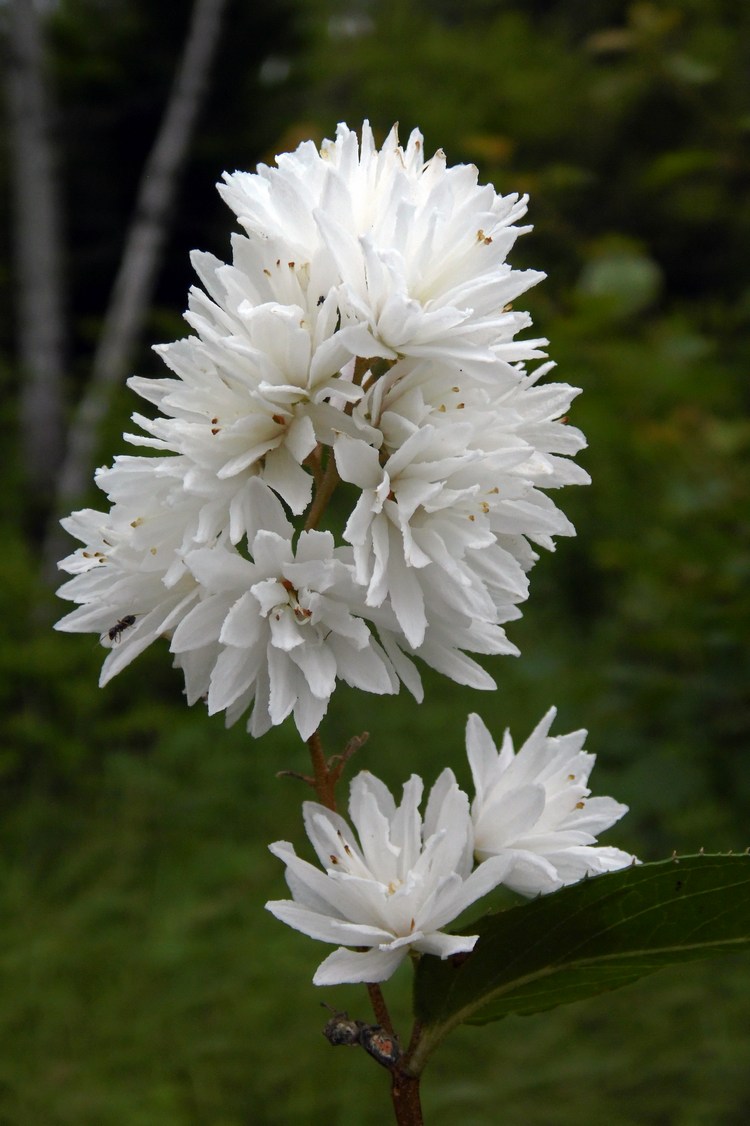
[275,768,315,785]
[366,987,423,1124]
[307,730,336,810]
[390,1070,424,1126]
[303,353,390,536]
[351,354,373,387]
[306,725,423,1122]
[304,449,340,532]
[367,982,394,1034]
[403,1018,425,1066]
[303,442,325,489]
[328,731,369,788]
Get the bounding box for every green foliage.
[413,855,750,1047]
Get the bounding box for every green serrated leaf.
[411,855,750,1068]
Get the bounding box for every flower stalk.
[306,730,337,810]
[307,733,425,1125]
[302,448,340,533]
[390,1070,424,1126]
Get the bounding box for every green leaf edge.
[409,854,750,1071]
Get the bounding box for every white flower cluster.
[267,710,636,984]
[56,123,588,739]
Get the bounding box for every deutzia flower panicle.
[266,769,512,984]
[56,121,589,739]
[466,709,638,896]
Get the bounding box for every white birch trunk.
[43,0,229,578]
[6,0,66,498]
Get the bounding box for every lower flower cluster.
[266,709,637,984]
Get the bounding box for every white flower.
[220,121,547,377]
[266,769,511,984]
[373,583,520,696]
[333,351,585,656]
[54,470,202,684]
[467,709,638,896]
[170,483,400,739]
[334,411,539,651]
[127,249,363,526]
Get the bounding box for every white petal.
[414,932,478,959]
[266,899,393,947]
[312,945,407,985]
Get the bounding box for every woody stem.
[307,730,337,810]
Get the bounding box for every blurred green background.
[1,0,749,1122]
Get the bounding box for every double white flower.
[467,708,635,895]
[169,485,399,740]
[57,122,588,739]
[267,711,637,984]
[268,771,510,985]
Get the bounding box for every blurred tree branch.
[42,0,230,580]
[6,0,66,508]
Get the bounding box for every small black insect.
[322,1010,366,1047]
[321,1007,401,1070]
[104,614,136,644]
[359,1024,402,1069]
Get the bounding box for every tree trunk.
[6,0,66,514]
[42,0,230,580]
